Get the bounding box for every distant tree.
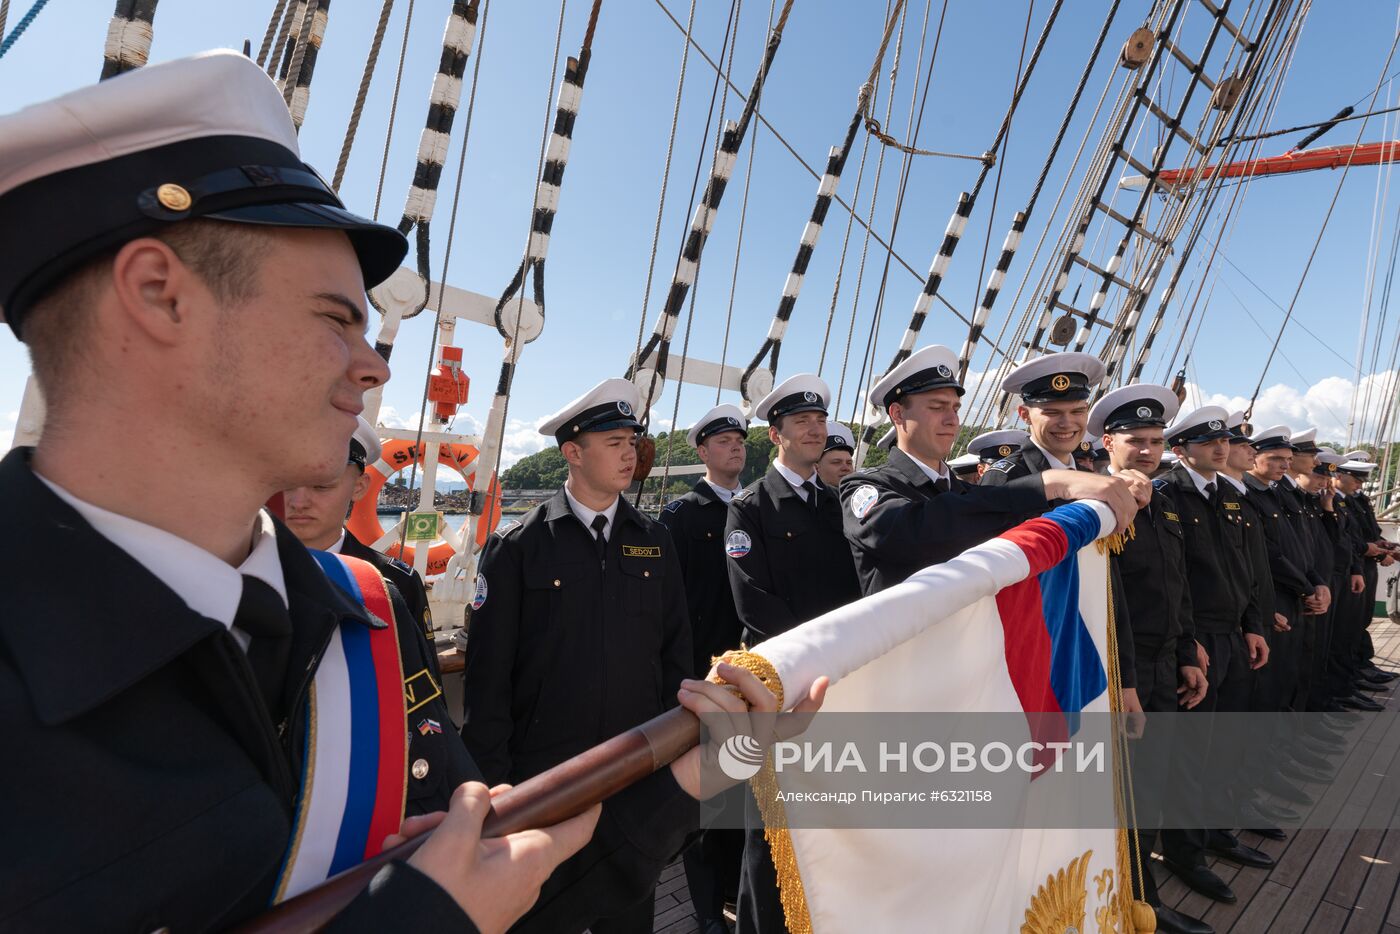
[501,445,569,489]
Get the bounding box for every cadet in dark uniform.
[1156,405,1273,904]
[725,373,859,934]
[816,421,857,488]
[968,428,1031,480]
[724,373,861,643]
[1073,437,1098,472]
[0,52,605,932]
[282,416,477,804]
[659,403,749,934]
[284,415,435,638]
[1089,384,1211,934]
[839,345,1139,595]
[461,378,696,934]
[1336,458,1395,695]
[979,351,1146,701]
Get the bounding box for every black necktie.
[801,480,819,512]
[591,514,608,563]
[234,575,293,719]
[1204,481,1221,507]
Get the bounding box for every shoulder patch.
[989,459,1015,473]
[849,484,880,519]
[471,574,488,610]
[1152,478,1168,491]
[725,530,753,558]
[663,498,684,513]
[733,488,755,502]
[388,557,413,574]
[494,518,522,538]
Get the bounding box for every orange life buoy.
[346,438,503,576]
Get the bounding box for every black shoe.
[1207,840,1276,869]
[1355,679,1389,693]
[1362,665,1399,682]
[1266,779,1313,806]
[1287,745,1333,771]
[1163,859,1237,904]
[1249,826,1287,841]
[1341,693,1385,712]
[1155,904,1215,934]
[1280,760,1333,785]
[1243,800,1301,825]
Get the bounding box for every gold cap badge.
[156,183,192,211]
[1050,374,1071,392]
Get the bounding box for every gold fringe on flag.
[712,649,813,933]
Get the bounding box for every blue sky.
[4,0,1400,464]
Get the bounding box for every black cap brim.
[210,201,408,289]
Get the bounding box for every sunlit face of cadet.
[563,427,639,499]
[283,462,371,550]
[1176,436,1231,476]
[698,429,747,485]
[1104,427,1165,475]
[890,387,961,467]
[1018,399,1089,461]
[769,409,828,474]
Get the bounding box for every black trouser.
[1251,594,1302,714]
[1162,628,1253,869]
[735,795,786,934]
[1305,597,1333,710]
[1129,641,1179,906]
[684,829,742,926]
[590,892,657,934]
[1329,578,1369,696]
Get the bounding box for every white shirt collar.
[773,459,820,501]
[902,450,950,485]
[325,529,347,554]
[563,482,620,540]
[1033,442,1075,471]
[1181,463,1217,498]
[703,477,742,503]
[35,474,286,649]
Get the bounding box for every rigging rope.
[99,0,158,80]
[0,0,9,40]
[738,1,904,405]
[714,0,764,404]
[627,0,798,411]
[649,0,967,310]
[1247,20,1400,417]
[850,0,948,447]
[631,0,700,387]
[265,0,301,80]
[256,0,288,68]
[954,0,1121,380]
[833,0,907,420]
[282,0,329,129]
[332,0,395,191]
[0,0,50,60]
[493,0,605,341]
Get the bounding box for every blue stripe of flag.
[1036,553,1107,734]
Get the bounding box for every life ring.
[346,438,503,576]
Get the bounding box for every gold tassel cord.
[1103,550,1157,933]
[712,650,812,933]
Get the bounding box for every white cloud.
[1188,370,1400,446]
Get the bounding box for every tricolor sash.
[272,552,409,902]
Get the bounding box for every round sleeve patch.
[725,530,753,558]
[850,484,880,519]
[471,574,488,610]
